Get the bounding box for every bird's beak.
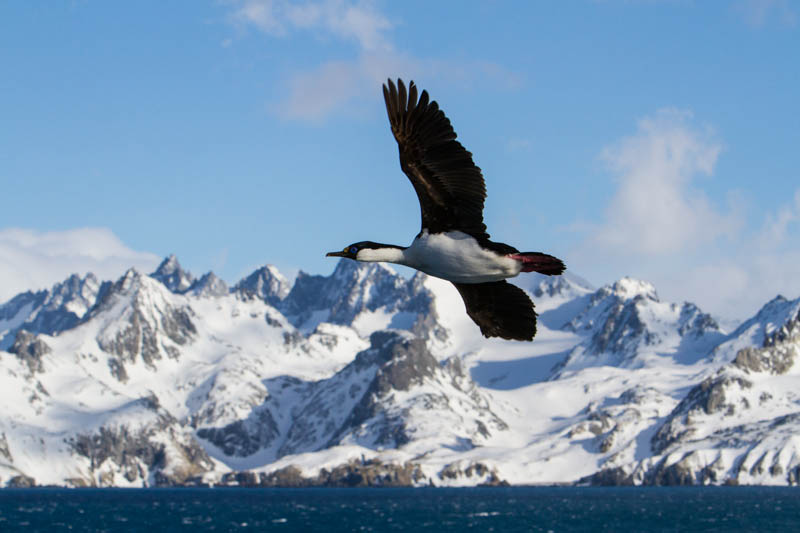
[326,251,347,258]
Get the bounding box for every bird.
[327,79,565,341]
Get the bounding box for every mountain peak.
[527,271,594,300]
[4,253,800,488]
[0,272,104,349]
[89,268,174,316]
[151,255,195,294]
[234,264,290,305]
[723,295,800,350]
[331,257,395,282]
[120,267,143,289]
[154,254,180,273]
[609,277,658,301]
[280,259,425,332]
[189,272,229,298]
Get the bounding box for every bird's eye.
[349,246,358,254]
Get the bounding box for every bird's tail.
[509,252,565,275]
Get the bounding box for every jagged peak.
[101,267,174,302]
[729,294,800,342]
[119,267,143,288]
[153,254,181,275]
[189,272,229,298]
[150,254,195,293]
[79,268,156,322]
[0,272,105,349]
[756,294,797,320]
[281,259,426,330]
[607,277,658,302]
[60,273,82,285]
[234,264,290,304]
[249,264,288,287]
[528,271,594,299]
[50,271,98,291]
[0,289,47,317]
[263,264,284,278]
[291,259,403,301]
[39,272,103,320]
[332,258,396,281]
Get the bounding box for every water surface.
[1,486,798,532]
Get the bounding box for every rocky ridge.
[1,256,799,487]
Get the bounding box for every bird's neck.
[357,246,408,265]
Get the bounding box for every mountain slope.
[1,255,799,487]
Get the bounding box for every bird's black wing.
[383,78,489,240]
[453,281,537,341]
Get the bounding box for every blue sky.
[1,0,798,320]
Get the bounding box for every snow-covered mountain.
[1,255,799,487]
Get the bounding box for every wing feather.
[453,281,537,341]
[383,78,488,239]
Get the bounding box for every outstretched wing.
[453,281,537,341]
[383,78,488,240]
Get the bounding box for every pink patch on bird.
[508,254,539,272]
[508,253,565,275]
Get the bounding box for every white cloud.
[675,218,800,320]
[759,188,800,247]
[230,0,392,51]
[691,187,800,319]
[591,108,738,255]
[277,52,521,122]
[0,227,160,302]
[278,50,417,120]
[572,110,800,321]
[281,57,369,121]
[226,0,520,122]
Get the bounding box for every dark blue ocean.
[1,487,798,532]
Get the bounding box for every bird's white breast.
[402,231,521,283]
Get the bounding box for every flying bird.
[327,79,565,341]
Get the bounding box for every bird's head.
[325,241,379,261]
[326,241,403,262]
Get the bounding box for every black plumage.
[384,79,547,340]
[329,79,566,342]
[454,281,538,341]
[383,79,489,241]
